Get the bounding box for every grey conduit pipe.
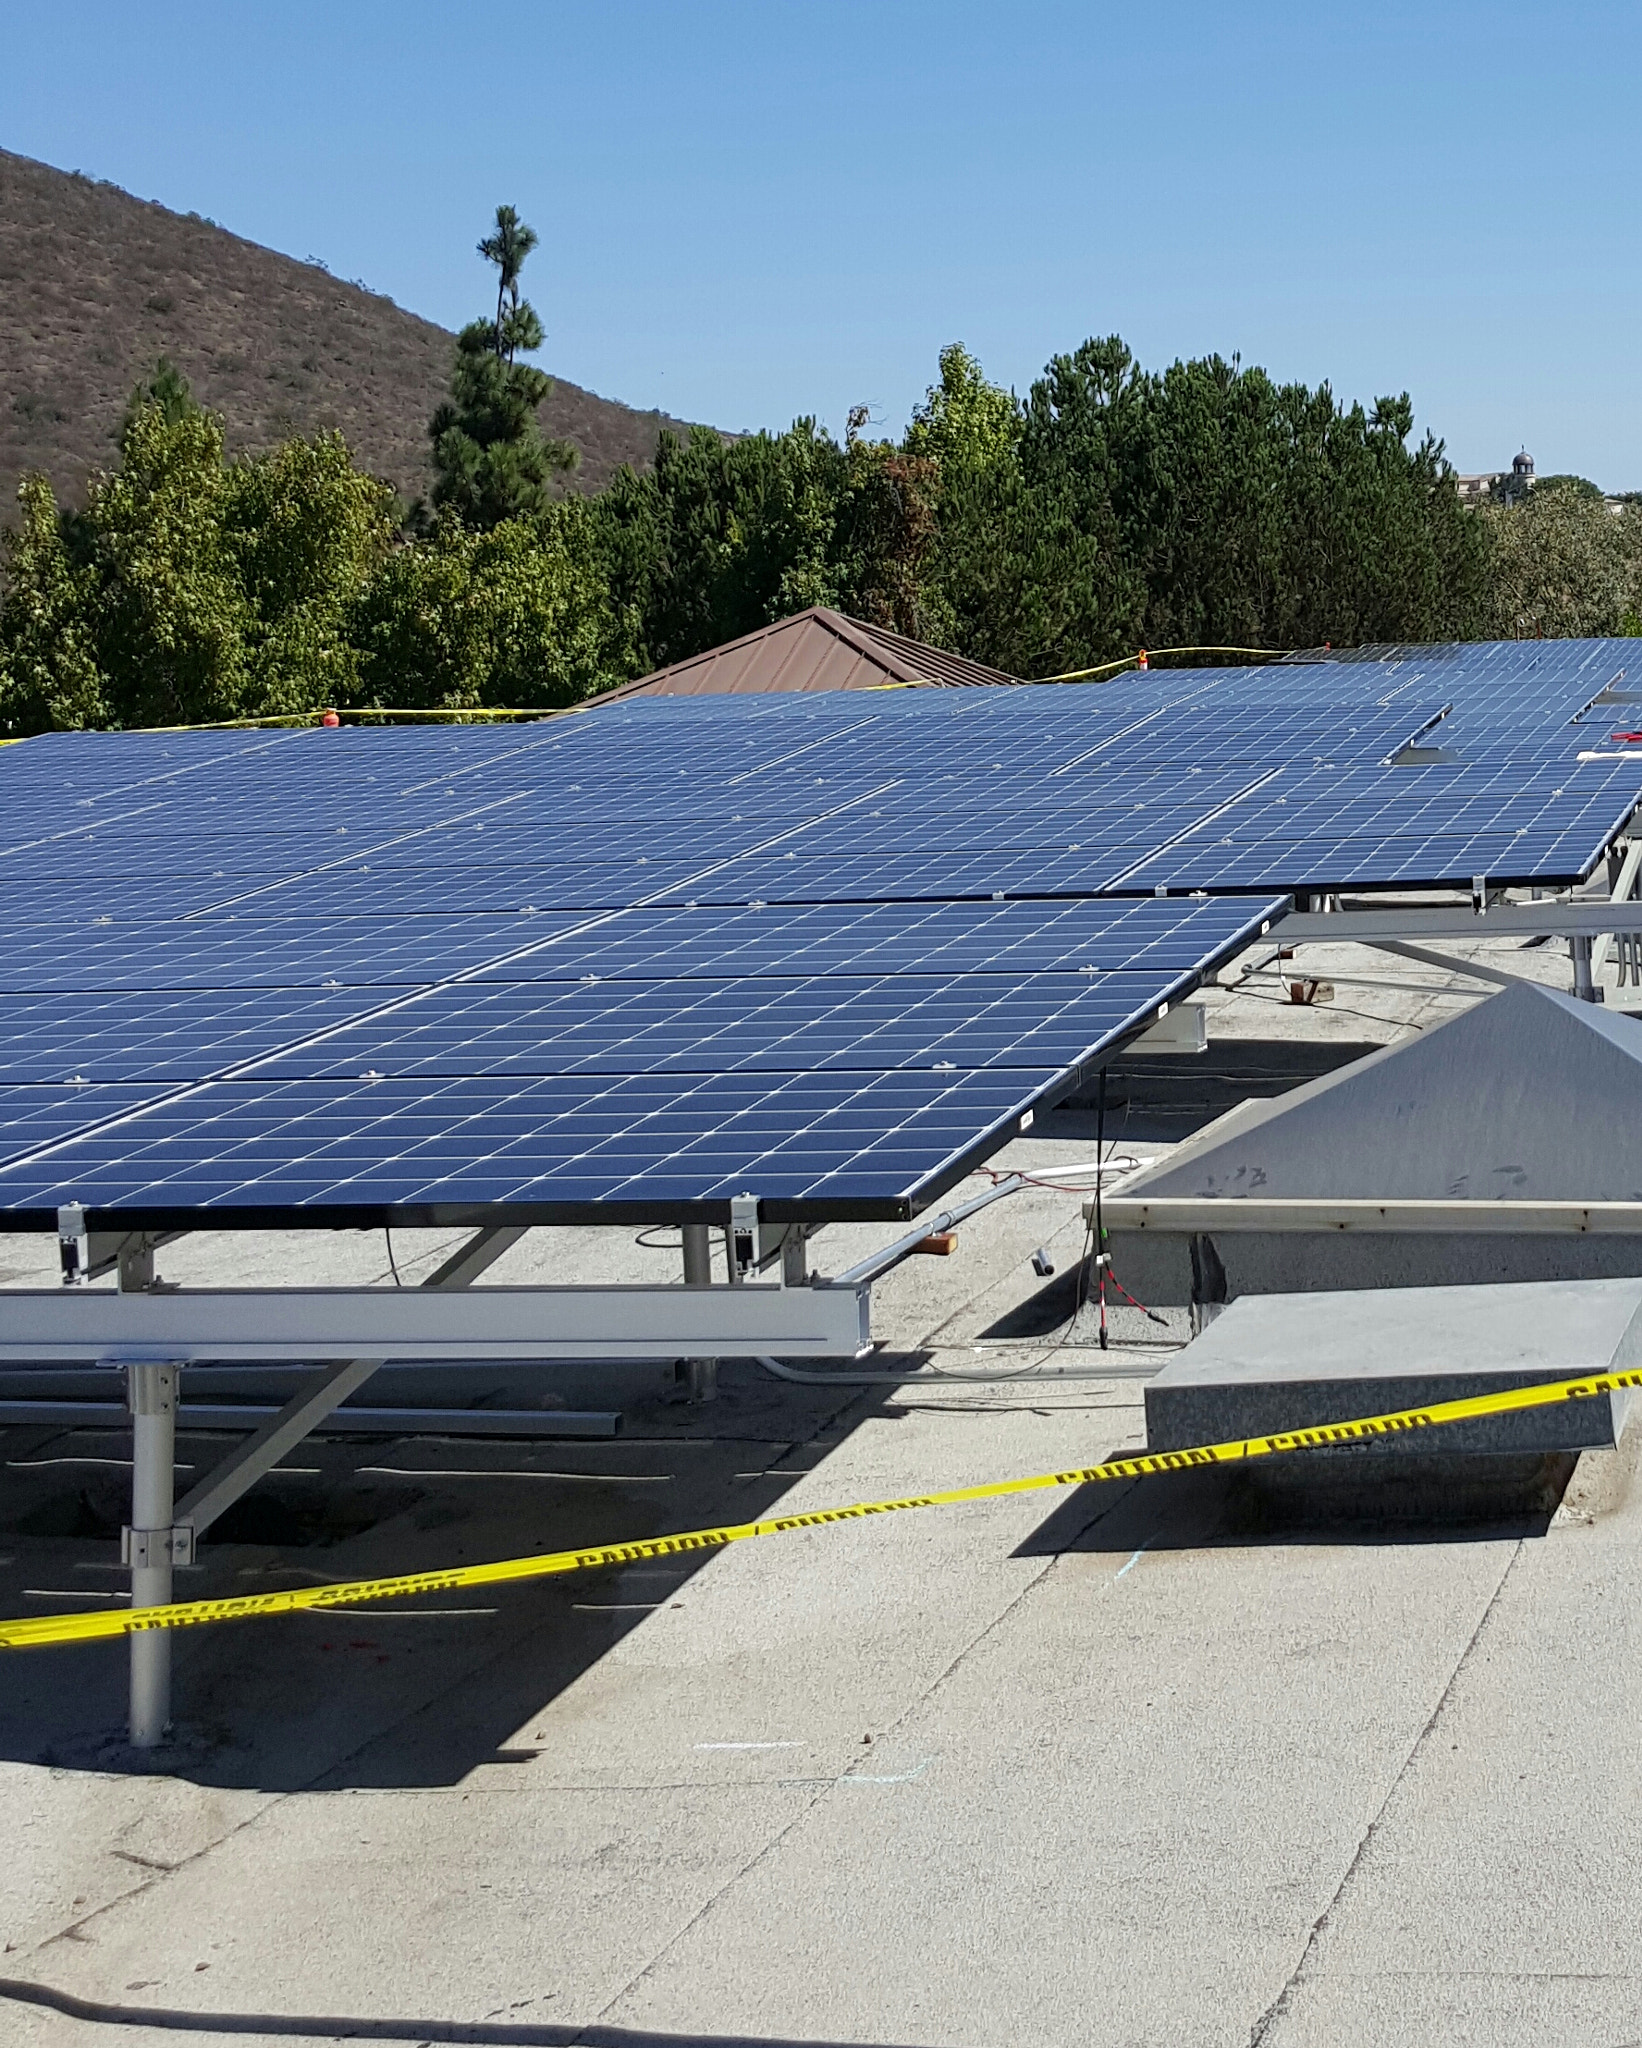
[755,1353,1163,1387]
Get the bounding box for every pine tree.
[428,205,576,528]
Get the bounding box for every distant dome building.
[1455,448,1537,506]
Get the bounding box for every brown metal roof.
[596,608,1021,699]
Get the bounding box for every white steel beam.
[0,1280,873,1364]
[1276,902,1642,942]
[0,1400,621,1438]
[1096,1198,1642,1235]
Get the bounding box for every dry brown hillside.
[0,150,713,518]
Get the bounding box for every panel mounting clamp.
[730,1193,761,1282]
[58,1202,88,1287]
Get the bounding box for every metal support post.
[681,1226,718,1400]
[681,1224,712,1286]
[125,1362,186,1748]
[1593,839,1642,978]
[1572,933,1601,1003]
[781,1227,808,1288]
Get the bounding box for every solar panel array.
[0,724,1282,1225]
[0,634,1637,1229]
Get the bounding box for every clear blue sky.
[4,1,1638,485]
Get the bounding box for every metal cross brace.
[172,1225,527,1540]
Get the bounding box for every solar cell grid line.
[0,725,311,805]
[714,709,889,784]
[0,796,182,863]
[1091,756,1642,894]
[0,1084,194,1167]
[1097,764,1288,892]
[161,868,714,918]
[1,879,252,925]
[1113,778,1637,860]
[642,847,1171,906]
[172,783,555,920]
[728,812,1206,863]
[1097,701,1450,757]
[1037,703,1190,778]
[1166,761,1642,837]
[0,899,1267,995]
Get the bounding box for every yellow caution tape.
[4,1365,1638,1651]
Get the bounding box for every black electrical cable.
[384,1227,403,1287]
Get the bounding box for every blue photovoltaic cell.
[0,987,388,1085]
[0,638,1638,1224]
[0,1084,185,1165]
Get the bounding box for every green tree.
[904,343,1020,478]
[1477,480,1642,639]
[0,475,109,733]
[915,338,1487,674]
[87,401,252,726]
[1,402,401,732]
[119,356,198,440]
[600,422,854,667]
[428,205,576,528]
[221,431,399,714]
[477,204,539,363]
[351,502,639,712]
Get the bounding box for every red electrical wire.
[1104,1266,1170,1327]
